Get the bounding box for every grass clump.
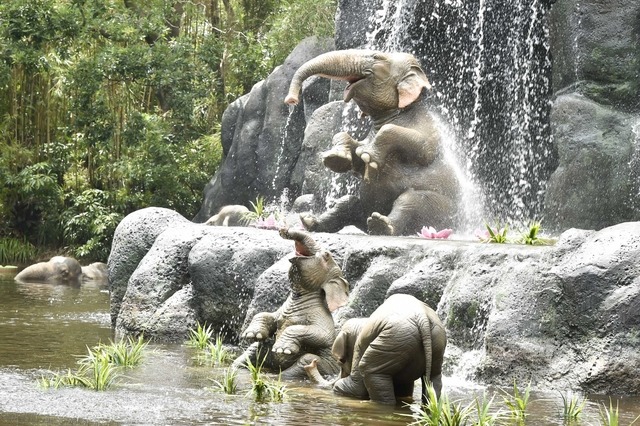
[500,381,530,424]
[38,336,148,391]
[211,367,239,395]
[205,335,232,366]
[187,322,214,350]
[245,356,288,403]
[408,384,471,426]
[560,391,586,423]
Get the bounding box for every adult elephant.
[285,49,460,236]
[232,228,349,380]
[15,256,82,284]
[304,294,447,405]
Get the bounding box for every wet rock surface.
[109,207,640,395]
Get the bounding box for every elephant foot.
[272,340,300,356]
[322,150,353,173]
[299,213,318,231]
[367,212,395,236]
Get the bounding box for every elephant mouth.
[344,75,365,102]
[294,241,313,257]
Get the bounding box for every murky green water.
[1,269,640,425]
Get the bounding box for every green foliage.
[39,336,148,391]
[500,380,530,424]
[1,0,332,258]
[205,335,233,366]
[484,223,509,244]
[211,367,238,394]
[517,222,555,246]
[186,322,214,350]
[560,392,586,423]
[245,356,289,403]
[0,237,37,266]
[409,384,471,426]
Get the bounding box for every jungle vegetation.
[0,0,336,263]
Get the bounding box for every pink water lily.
[255,214,282,230]
[417,226,452,239]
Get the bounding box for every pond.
[1,269,639,425]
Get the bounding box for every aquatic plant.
[500,381,530,424]
[408,384,471,425]
[245,356,288,403]
[92,336,148,368]
[472,394,505,426]
[418,226,453,239]
[205,335,232,366]
[211,367,238,395]
[517,222,555,246]
[481,223,509,244]
[559,391,586,423]
[187,322,214,350]
[599,398,621,426]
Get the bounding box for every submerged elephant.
[285,49,460,236]
[304,294,447,405]
[232,228,349,380]
[81,262,108,284]
[15,256,83,284]
[204,205,250,226]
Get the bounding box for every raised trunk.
[279,228,320,255]
[303,358,335,389]
[284,50,375,105]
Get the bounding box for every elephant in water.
[15,256,83,284]
[232,228,349,380]
[285,49,460,236]
[304,294,447,405]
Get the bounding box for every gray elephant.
[285,49,460,236]
[15,256,83,284]
[81,262,108,284]
[304,294,447,405]
[204,204,250,226]
[232,227,349,380]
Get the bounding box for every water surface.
[1,270,639,425]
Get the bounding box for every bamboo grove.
[0,0,336,262]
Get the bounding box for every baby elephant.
[305,293,446,405]
[232,228,349,380]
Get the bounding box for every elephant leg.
[300,195,366,233]
[368,188,455,235]
[272,324,334,356]
[363,373,396,405]
[393,380,415,400]
[334,373,369,399]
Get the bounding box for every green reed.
[0,237,37,266]
[187,322,214,350]
[560,391,586,423]
[409,384,471,426]
[501,380,530,424]
[211,367,238,395]
[245,356,288,403]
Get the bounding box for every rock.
[544,94,639,230]
[110,207,640,394]
[193,36,335,222]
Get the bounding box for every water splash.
[271,107,296,192]
[629,119,640,216]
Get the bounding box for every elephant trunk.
[303,358,335,389]
[279,228,320,256]
[284,49,376,105]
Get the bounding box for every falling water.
[356,0,555,227]
[629,120,640,216]
[271,107,297,193]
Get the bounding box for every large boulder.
[109,207,640,395]
[193,36,335,222]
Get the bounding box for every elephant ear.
[322,276,350,312]
[397,66,431,108]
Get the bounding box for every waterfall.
[357,0,555,227]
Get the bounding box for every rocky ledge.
[108,207,640,395]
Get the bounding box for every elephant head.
[279,228,349,312]
[285,49,431,118]
[332,317,366,378]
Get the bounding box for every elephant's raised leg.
[368,189,455,235]
[300,195,366,233]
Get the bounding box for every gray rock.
[109,207,640,394]
[194,36,335,222]
[544,94,640,230]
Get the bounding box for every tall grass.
[501,381,530,424]
[245,356,288,403]
[211,367,238,395]
[186,322,213,350]
[38,336,148,391]
[560,392,586,423]
[0,237,37,266]
[409,384,471,426]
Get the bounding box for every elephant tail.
[416,314,434,404]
